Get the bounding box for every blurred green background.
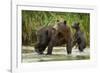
[22,10,90,47]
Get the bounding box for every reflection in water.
[22,46,90,63]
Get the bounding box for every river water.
[22,46,90,63]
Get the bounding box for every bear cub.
[72,22,86,52]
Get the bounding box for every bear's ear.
[46,30,48,35]
[64,20,66,24]
[77,22,80,25]
[57,20,59,22]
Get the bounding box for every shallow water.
[22,46,90,63]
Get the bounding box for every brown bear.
[35,20,72,55]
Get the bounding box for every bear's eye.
[58,32,63,38]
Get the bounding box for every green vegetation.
[22,10,90,46]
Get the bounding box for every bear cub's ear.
[77,22,80,25]
[64,20,67,24]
